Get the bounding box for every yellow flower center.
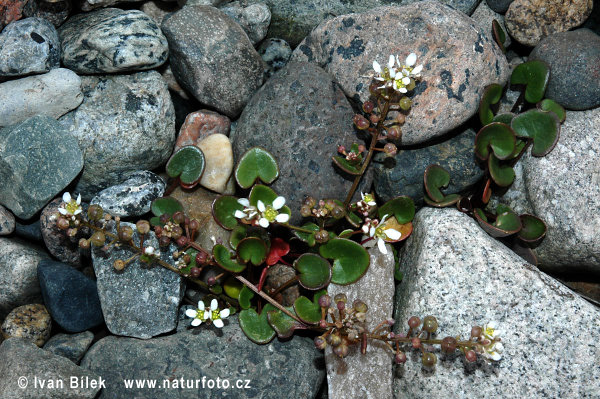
[484,326,495,337]
[375,225,386,239]
[263,205,278,222]
[211,309,220,320]
[65,200,80,215]
[196,310,205,320]
[363,194,375,204]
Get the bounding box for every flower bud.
[422,315,438,333]
[369,114,380,124]
[303,196,316,208]
[188,219,199,231]
[465,350,477,363]
[408,316,421,329]
[87,204,103,221]
[399,97,412,111]
[172,211,185,225]
[159,235,171,247]
[57,217,70,230]
[190,267,201,278]
[332,342,349,358]
[395,352,407,364]
[362,101,375,113]
[353,114,370,130]
[171,225,183,240]
[396,113,406,124]
[113,259,126,271]
[159,213,170,225]
[314,336,327,350]
[352,300,368,313]
[78,238,90,249]
[386,126,401,141]
[300,205,312,217]
[471,326,483,339]
[383,143,398,156]
[176,236,189,247]
[89,231,106,247]
[318,295,331,308]
[422,352,437,367]
[118,226,134,242]
[441,336,458,353]
[136,220,150,234]
[327,333,342,347]
[334,293,347,303]
[411,337,421,349]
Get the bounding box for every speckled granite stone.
[1,304,51,346]
[43,331,94,364]
[394,208,600,399]
[291,1,510,145]
[522,108,600,272]
[220,1,271,44]
[326,246,395,399]
[0,205,15,236]
[486,0,513,13]
[81,316,325,398]
[471,0,512,48]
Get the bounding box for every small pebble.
[1,303,52,347]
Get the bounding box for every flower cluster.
[58,192,82,218]
[480,321,504,361]
[234,197,289,228]
[373,53,423,94]
[362,214,402,255]
[185,299,230,328]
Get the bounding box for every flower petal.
[389,68,396,78]
[380,214,389,224]
[58,208,68,215]
[257,200,266,212]
[210,298,218,311]
[185,309,197,318]
[384,228,402,240]
[489,351,502,361]
[234,210,247,219]
[272,196,286,210]
[275,213,289,223]
[399,87,408,94]
[74,209,82,215]
[377,238,388,254]
[402,76,411,85]
[412,64,423,75]
[76,194,82,205]
[406,53,417,67]
[62,192,71,203]
[258,218,269,228]
[388,55,395,69]
[237,198,250,206]
[198,301,205,311]
[220,308,230,319]
[191,318,202,327]
[213,318,224,328]
[369,226,376,237]
[373,60,381,73]
[494,342,504,353]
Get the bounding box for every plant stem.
[278,223,317,234]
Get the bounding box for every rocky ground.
[0,0,599,398]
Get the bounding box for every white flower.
[482,340,503,361]
[361,192,377,207]
[144,246,155,256]
[58,192,82,216]
[483,321,502,340]
[372,53,423,94]
[208,298,230,328]
[367,214,402,255]
[185,301,210,327]
[235,196,289,228]
[481,321,503,361]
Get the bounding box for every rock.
[0,239,47,320]
[374,128,483,204]
[0,338,102,399]
[40,198,86,267]
[291,1,510,145]
[175,110,231,151]
[81,316,325,399]
[0,68,83,127]
[486,0,513,13]
[22,0,71,27]
[91,221,184,339]
[399,0,481,15]
[176,304,195,331]
[505,0,593,47]
[0,205,15,236]
[38,259,104,333]
[0,0,27,31]
[169,186,230,252]
[0,17,60,77]
[0,116,84,219]
[263,264,300,306]
[581,0,600,35]
[231,62,362,223]
[90,171,165,218]
[141,0,178,25]
[58,71,175,199]
[326,246,395,399]
[220,1,271,44]
[43,331,94,364]
[529,29,600,110]
[59,8,168,73]
[195,134,234,193]
[160,63,192,100]
[393,207,600,398]
[471,0,512,48]
[258,38,292,77]
[487,161,534,216]
[14,220,43,242]
[81,0,144,11]
[521,108,600,272]
[161,5,265,117]
[1,304,51,346]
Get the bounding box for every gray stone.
[394,207,600,399]
[529,29,600,110]
[0,238,47,323]
[161,6,266,117]
[0,17,60,77]
[400,0,481,14]
[471,0,512,48]
[521,108,600,272]
[22,0,71,27]
[291,1,510,145]
[176,304,195,331]
[59,8,168,73]
[43,331,95,364]
[220,1,271,44]
[1,303,51,347]
[91,222,184,339]
[58,71,175,199]
[230,62,362,223]
[14,219,43,242]
[258,38,292,77]
[141,0,178,25]
[81,0,144,11]
[326,246,395,399]
[0,338,101,399]
[486,0,513,13]
[0,116,84,219]
[0,205,15,236]
[0,68,83,127]
[81,316,325,398]
[374,128,483,204]
[91,171,165,218]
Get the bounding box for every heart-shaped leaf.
[474,206,521,237]
[488,153,515,187]
[423,193,461,207]
[537,99,566,122]
[479,83,503,125]
[319,238,370,285]
[511,109,560,156]
[475,122,516,161]
[332,156,362,175]
[236,237,268,266]
[378,196,415,224]
[213,244,246,273]
[235,147,279,189]
[229,224,247,249]
[294,290,327,325]
[166,145,205,188]
[224,276,243,299]
[492,113,515,124]
[510,60,550,103]
[238,284,255,309]
[379,216,413,243]
[150,197,184,226]
[492,19,506,53]
[294,253,332,290]
[518,214,547,245]
[239,306,276,344]
[212,195,244,230]
[294,222,320,247]
[267,306,307,339]
[424,164,458,203]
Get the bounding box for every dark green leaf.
[267,306,306,339]
[511,109,560,156]
[239,306,276,344]
[479,83,503,125]
[229,224,247,249]
[424,164,452,202]
[537,99,566,122]
[510,60,550,103]
[423,193,461,207]
[332,155,362,175]
[294,222,319,247]
[488,153,515,187]
[378,196,415,224]
[294,253,332,290]
[236,237,268,266]
[166,146,205,187]
[293,290,326,325]
[492,19,506,53]
[319,238,370,285]
[212,195,244,230]
[238,285,255,309]
[492,113,515,124]
[213,244,246,273]
[235,147,279,189]
[150,197,184,226]
[475,122,516,161]
[518,214,547,244]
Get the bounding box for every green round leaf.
[150,197,184,226]
[166,145,205,187]
[267,306,305,339]
[238,284,255,309]
[345,210,362,228]
[518,214,547,244]
[235,147,279,189]
[332,156,361,175]
[293,290,326,325]
[537,99,566,123]
[294,222,319,247]
[475,122,516,161]
[492,113,515,124]
[223,276,243,299]
[423,193,461,207]
[319,238,370,285]
[294,253,332,290]
[229,224,248,249]
[474,206,521,237]
[212,195,244,230]
[338,229,354,238]
[510,60,550,103]
[213,244,246,273]
[479,83,503,125]
[424,164,452,202]
[378,196,415,224]
[511,109,560,156]
[488,153,515,187]
[236,237,268,266]
[239,307,276,344]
